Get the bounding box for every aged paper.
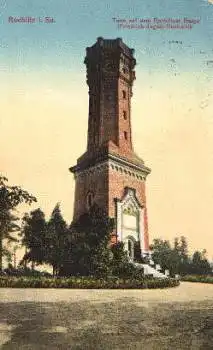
[0,1,213,349]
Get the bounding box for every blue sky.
[1,0,213,75]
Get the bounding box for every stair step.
[133,263,168,279]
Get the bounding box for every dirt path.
[0,282,213,349]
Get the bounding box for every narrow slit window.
[123,111,127,120]
[124,131,128,140]
[122,90,126,99]
[87,192,94,209]
[88,194,92,207]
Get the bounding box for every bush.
[3,267,52,277]
[110,242,145,279]
[0,276,180,289]
[181,275,213,283]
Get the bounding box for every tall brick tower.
[70,37,151,258]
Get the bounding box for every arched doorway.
[125,236,135,261]
[116,187,147,257]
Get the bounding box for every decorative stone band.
[73,159,149,181]
[73,161,108,179]
[70,151,151,177]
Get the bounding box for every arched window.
[86,192,94,210]
[127,238,135,260]
[123,110,127,120]
[128,239,132,252]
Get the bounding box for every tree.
[65,203,144,278]
[21,204,70,275]
[0,175,36,271]
[20,209,48,268]
[190,250,211,275]
[46,203,69,276]
[150,236,191,276]
[150,238,181,276]
[90,239,114,278]
[110,241,131,276]
[151,235,212,276]
[173,236,190,275]
[174,237,179,252]
[62,203,115,277]
[179,236,188,258]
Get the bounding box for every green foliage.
[3,266,51,277]
[189,250,212,275]
[111,242,129,265]
[110,242,141,278]
[150,238,179,276]
[46,203,70,275]
[20,209,48,266]
[20,204,71,276]
[150,236,212,277]
[19,201,145,279]
[181,275,213,283]
[63,203,115,277]
[90,240,113,278]
[0,276,180,289]
[151,237,192,276]
[0,175,36,270]
[61,204,145,279]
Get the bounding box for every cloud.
[208,0,213,4]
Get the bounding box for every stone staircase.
[132,262,168,279]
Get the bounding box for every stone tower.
[70,37,151,258]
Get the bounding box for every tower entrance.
[127,237,135,261]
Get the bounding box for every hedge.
[181,275,213,284]
[0,276,180,289]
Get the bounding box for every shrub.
[3,267,52,277]
[181,275,213,283]
[0,276,180,289]
[110,242,145,279]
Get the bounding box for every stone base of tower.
[70,151,151,258]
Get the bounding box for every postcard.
[0,1,213,349]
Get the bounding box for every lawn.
[0,283,213,349]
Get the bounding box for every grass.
[0,296,212,349]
